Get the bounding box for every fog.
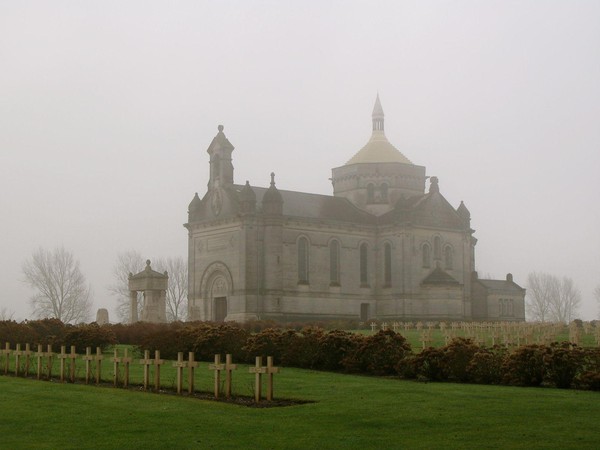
[1,1,599,321]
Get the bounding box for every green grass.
[1,366,599,449]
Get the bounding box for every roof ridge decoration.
[345,95,413,166]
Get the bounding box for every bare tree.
[594,285,600,319]
[108,250,145,323]
[22,247,93,323]
[0,307,15,321]
[155,257,188,322]
[550,276,581,323]
[526,272,555,322]
[109,252,188,323]
[526,272,581,323]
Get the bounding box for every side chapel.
[184,96,525,323]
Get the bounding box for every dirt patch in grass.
[15,374,314,407]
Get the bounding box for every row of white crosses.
[0,342,280,403]
[0,343,103,383]
[367,320,600,348]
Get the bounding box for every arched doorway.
[200,262,234,323]
[214,297,227,322]
[210,275,228,322]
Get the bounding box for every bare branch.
[107,250,145,323]
[154,257,188,322]
[526,271,581,323]
[109,252,187,323]
[593,285,600,319]
[0,307,15,321]
[22,247,93,324]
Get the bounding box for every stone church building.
[185,96,525,323]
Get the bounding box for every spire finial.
[270,172,276,187]
[218,124,224,132]
[372,94,384,131]
[429,176,439,193]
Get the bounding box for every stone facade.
[185,97,525,323]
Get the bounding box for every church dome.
[345,95,412,165]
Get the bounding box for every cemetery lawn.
[2,370,599,450]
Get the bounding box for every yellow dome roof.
[345,95,413,165]
[346,130,412,165]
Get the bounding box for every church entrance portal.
[360,303,370,321]
[214,297,227,322]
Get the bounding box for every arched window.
[384,243,392,287]
[298,237,309,284]
[433,236,441,260]
[422,243,431,268]
[444,246,453,270]
[499,299,506,316]
[380,183,389,202]
[367,184,375,203]
[360,243,369,286]
[329,240,340,286]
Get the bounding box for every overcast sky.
[1,1,599,322]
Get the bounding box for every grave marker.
[208,354,237,399]
[152,350,164,391]
[140,350,164,391]
[139,350,152,390]
[45,344,53,379]
[249,356,280,402]
[2,342,10,375]
[95,347,104,384]
[265,356,280,401]
[35,344,44,379]
[13,344,23,377]
[68,346,77,383]
[208,354,224,399]
[57,345,68,382]
[23,344,32,376]
[83,347,94,384]
[112,348,132,387]
[172,352,187,394]
[187,352,199,394]
[122,348,132,387]
[249,356,267,402]
[224,354,237,398]
[112,348,120,387]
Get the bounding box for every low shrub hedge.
[1,319,599,390]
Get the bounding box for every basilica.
[184,96,525,323]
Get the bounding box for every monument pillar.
[130,291,138,324]
[128,260,168,323]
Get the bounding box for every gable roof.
[379,190,465,229]
[422,266,461,286]
[476,279,525,293]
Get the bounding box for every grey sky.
[1,1,599,321]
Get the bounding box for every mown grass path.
[2,367,599,449]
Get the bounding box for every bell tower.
[206,125,234,190]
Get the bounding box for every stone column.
[130,291,138,323]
